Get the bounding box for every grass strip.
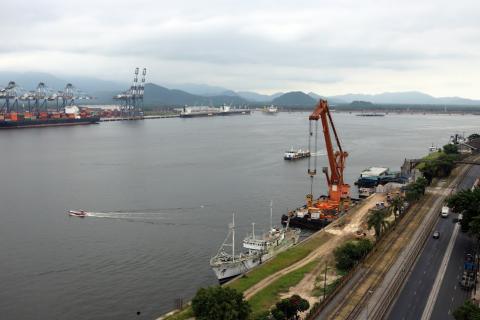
[249,260,318,317]
[227,232,332,293]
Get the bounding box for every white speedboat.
[68,210,88,217]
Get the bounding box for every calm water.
[0,112,478,319]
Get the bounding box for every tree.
[453,300,480,320]
[271,295,310,320]
[405,177,428,202]
[334,239,373,272]
[390,195,404,221]
[192,286,251,320]
[447,188,480,233]
[419,153,456,183]
[367,207,391,240]
[468,133,480,141]
[443,143,459,154]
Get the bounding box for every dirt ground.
[245,193,387,310]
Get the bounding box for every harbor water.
[0,112,478,319]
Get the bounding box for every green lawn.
[162,307,193,320]
[227,232,333,293]
[416,151,445,170]
[249,260,318,317]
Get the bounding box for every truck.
[441,206,450,218]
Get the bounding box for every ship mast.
[251,222,255,240]
[270,200,273,231]
[232,212,235,262]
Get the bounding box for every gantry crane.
[306,99,350,216]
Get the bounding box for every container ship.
[179,105,251,118]
[0,106,100,129]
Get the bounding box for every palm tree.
[367,207,391,240]
[390,196,405,221]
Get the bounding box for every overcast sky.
[1,0,479,97]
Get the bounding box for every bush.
[468,133,480,141]
[447,188,480,234]
[192,286,251,320]
[443,144,459,154]
[270,295,310,320]
[453,300,480,320]
[419,153,457,183]
[334,239,373,272]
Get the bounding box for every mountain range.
[1,71,480,107]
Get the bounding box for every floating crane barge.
[282,99,351,230]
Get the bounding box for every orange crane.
[306,99,350,216]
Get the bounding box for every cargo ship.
[0,106,99,129]
[179,105,251,118]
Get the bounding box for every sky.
[1,0,479,98]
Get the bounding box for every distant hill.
[142,84,248,106]
[0,71,125,93]
[3,71,480,107]
[331,91,480,105]
[162,83,231,96]
[272,91,317,107]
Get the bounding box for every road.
[388,165,480,320]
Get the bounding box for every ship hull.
[0,117,100,129]
[180,110,251,118]
[211,256,261,283]
[281,214,332,230]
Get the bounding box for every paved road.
[388,165,480,320]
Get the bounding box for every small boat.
[68,210,88,217]
[284,148,310,160]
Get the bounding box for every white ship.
[262,105,278,114]
[284,148,311,160]
[210,203,301,283]
[210,214,262,283]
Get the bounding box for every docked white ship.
[210,204,300,283]
[210,214,262,283]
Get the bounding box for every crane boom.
[308,99,350,205]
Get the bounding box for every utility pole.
[323,260,328,301]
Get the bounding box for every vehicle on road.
[460,272,475,290]
[441,206,450,218]
[432,231,440,239]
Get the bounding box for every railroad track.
[327,192,439,319]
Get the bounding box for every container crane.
[306,99,350,215]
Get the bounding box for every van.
[441,206,450,218]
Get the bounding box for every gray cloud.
[1,0,480,97]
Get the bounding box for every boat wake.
[71,204,208,223]
[85,211,167,220]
